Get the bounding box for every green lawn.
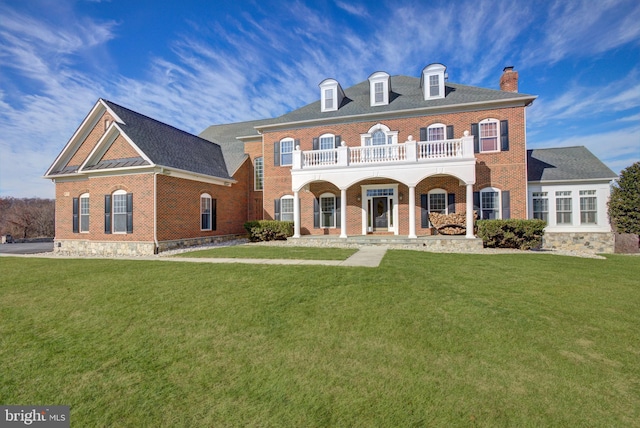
[1,252,639,426]
[175,244,357,260]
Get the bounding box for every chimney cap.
[503,66,515,72]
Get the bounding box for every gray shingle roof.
[102,100,232,180]
[527,146,617,182]
[199,118,275,174]
[266,75,536,126]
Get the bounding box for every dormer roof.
[368,71,392,106]
[319,78,345,112]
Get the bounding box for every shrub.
[244,220,294,242]
[476,219,546,250]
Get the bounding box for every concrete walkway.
[0,246,389,268]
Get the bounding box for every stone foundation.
[542,232,614,254]
[55,234,247,256]
[55,240,156,256]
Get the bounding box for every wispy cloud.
[334,0,370,18]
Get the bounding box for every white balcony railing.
[293,132,475,170]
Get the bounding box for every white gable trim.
[44,99,127,177]
[78,122,153,172]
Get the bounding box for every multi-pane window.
[374,82,384,103]
[281,196,294,222]
[429,74,440,97]
[556,191,572,224]
[427,125,445,141]
[320,135,335,150]
[371,131,386,146]
[324,89,334,110]
[532,192,548,222]
[479,120,499,152]
[429,192,447,214]
[254,157,263,191]
[280,138,294,166]
[113,192,128,233]
[580,190,597,224]
[80,193,90,232]
[320,194,336,228]
[480,189,499,219]
[201,194,212,230]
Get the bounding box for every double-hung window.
[324,89,334,110]
[427,125,445,141]
[532,192,548,222]
[320,193,336,228]
[280,196,294,221]
[201,194,212,230]
[113,191,128,233]
[429,74,440,97]
[374,82,384,103]
[479,119,499,152]
[556,191,572,224]
[104,190,132,234]
[280,138,294,166]
[480,188,500,220]
[580,190,597,224]
[80,193,90,232]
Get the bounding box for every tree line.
[0,197,55,239]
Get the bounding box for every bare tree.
[0,197,55,239]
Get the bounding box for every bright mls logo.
[1,406,69,427]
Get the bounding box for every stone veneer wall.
[56,234,247,256]
[55,239,156,256]
[542,232,614,254]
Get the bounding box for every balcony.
[292,132,475,171]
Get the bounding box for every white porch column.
[293,190,301,238]
[408,185,417,238]
[466,183,474,239]
[340,188,347,238]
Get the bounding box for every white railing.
[292,133,475,170]
[418,139,464,159]
[349,144,406,165]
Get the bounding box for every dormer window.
[422,63,446,100]
[368,71,391,106]
[319,78,344,112]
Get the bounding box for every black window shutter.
[471,123,479,153]
[500,120,509,151]
[273,141,280,166]
[126,193,133,233]
[336,197,341,228]
[211,199,217,230]
[312,137,319,151]
[420,194,428,228]
[473,191,480,212]
[501,191,511,219]
[313,198,320,229]
[294,139,300,149]
[72,197,79,233]
[274,199,280,221]
[448,193,456,213]
[446,125,454,140]
[335,135,341,148]
[104,195,112,234]
[419,128,427,142]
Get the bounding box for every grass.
[174,244,357,260]
[1,252,639,426]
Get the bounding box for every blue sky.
[1,0,639,198]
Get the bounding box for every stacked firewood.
[428,212,477,235]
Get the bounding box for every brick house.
[44,64,616,255]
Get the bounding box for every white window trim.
[422,63,446,100]
[479,118,500,153]
[426,123,446,141]
[319,133,335,150]
[201,193,212,231]
[254,157,263,191]
[319,192,336,228]
[368,72,390,106]
[280,138,294,166]
[112,189,128,234]
[319,79,344,112]
[280,195,294,222]
[479,187,501,220]
[360,123,398,146]
[79,193,90,233]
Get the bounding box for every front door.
[373,197,388,230]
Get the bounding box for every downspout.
[153,171,159,254]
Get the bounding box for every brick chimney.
[500,66,518,92]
